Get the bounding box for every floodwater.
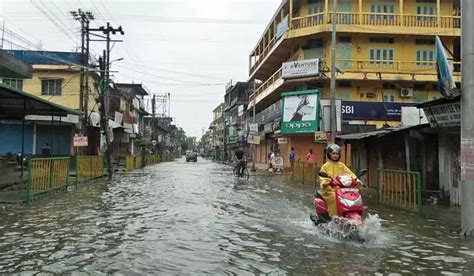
[1,158,474,274]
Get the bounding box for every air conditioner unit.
[400,88,414,98]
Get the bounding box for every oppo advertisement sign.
[281,90,320,134]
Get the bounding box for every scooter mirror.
[318,171,330,178]
[357,169,367,178]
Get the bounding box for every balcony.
[249,59,461,107]
[249,11,460,81]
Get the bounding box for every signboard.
[264,123,273,133]
[436,36,460,98]
[249,123,258,133]
[314,131,329,143]
[281,90,320,134]
[73,134,88,147]
[248,134,261,145]
[423,102,461,127]
[341,101,417,121]
[278,137,288,144]
[238,105,244,117]
[119,98,126,111]
[276,15,289,39]
[272,156,284,170]
[114,111,123,125]
[282,58,319,79]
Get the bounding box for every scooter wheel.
[310,213,320,225]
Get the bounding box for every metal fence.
[376,169,422,213]
[76,156,104,183]
[288,161,320,186]
[126,154,171,171]
[27,157,70,203]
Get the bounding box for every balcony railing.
[250,67,282,100]
[291,12,461,30]
[251,59,461,100]
[250,11,460,76]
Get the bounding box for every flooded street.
[1,158,474,274]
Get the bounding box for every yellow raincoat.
[319,160,358,218]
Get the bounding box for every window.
[338,81,351,88]
[369,48,394,65]
[413,83,427,90]
[383,82,397,89]
[416,50,434,66]
[339,36,352,43]
[369,37,395,44]
[370,3,395,22]
[415,38,435,45]
[416,3,437,25]
[383,95,395,102]
[3,78,23,91]
[41,79,62,96]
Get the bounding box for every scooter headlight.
[338,195,363,207]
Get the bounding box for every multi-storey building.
[248,0,461,167]
[211,103,225,160]
[1,50,99,155]
[224,81,251,160]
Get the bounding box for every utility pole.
[329,0,337,143]
[461,0,474,236]
[71,9,94,134]
[88,22,124,179]
[251,83,256,172]
[152,94,156,153]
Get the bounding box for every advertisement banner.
[314,131,329,143]
[282,58,319,79]
[281,90,320,134]
[341,101,417,121]
[276,15,289,39]
[247,134,261,145]
[73,135,88,147]
[249,123,258,133]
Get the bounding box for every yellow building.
[1,50,99,155]
[248,0,461,167]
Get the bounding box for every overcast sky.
[0,0,281,138]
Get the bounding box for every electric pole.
[71,9,94,134]
[329,0,337,144]
[152,94,156,153]
[461,0,474,236]
[88,22,124,179]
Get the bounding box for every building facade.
[0,50,99,155]
[248,0,460,168]
[211,103,225,160]
[224,81,251,161]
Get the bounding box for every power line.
[31,0,77,44]
[114,64,225,86]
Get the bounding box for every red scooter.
[310,170,367,238]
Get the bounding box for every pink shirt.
[306,153,315,163]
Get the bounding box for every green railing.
[27,157,70,204]
[76,156,105,184]
[125,154,171,171]
[376,169,422,213]
[288,161,320,186]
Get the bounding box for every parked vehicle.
[186,152,198,162]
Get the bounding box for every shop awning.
[0,83,81,119]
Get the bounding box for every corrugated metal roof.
[0,83,81,119]
[337,124,430,140]
[6,50,81,65]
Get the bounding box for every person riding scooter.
[319,144,363,218]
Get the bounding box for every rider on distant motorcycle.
[319,144,363,218]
